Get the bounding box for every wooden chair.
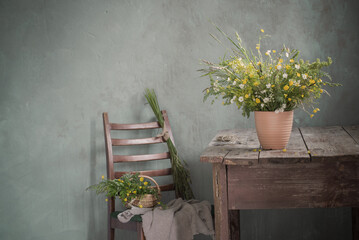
[103,110,178,240]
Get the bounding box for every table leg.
[213,163,229,240]
[229,210,240,240]
[353,207,359,240]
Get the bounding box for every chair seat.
[111,204,214,223]
[110,211,142,223]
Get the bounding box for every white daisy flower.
[233,81,236,86]
[302,74,307,80]
[239,84,244,89]
[227,77,231,82]
[285,52,289,58]
[263,97,270,103]
[266,83,271,89]
[261,103,264,108]
[238,96,244,102]
[295,64,300,69]
[283,73,288,78]
[277,64,282,70]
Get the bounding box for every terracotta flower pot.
[254,111,294,150]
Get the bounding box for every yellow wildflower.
[283,85,289,91]
[297,73,301,77]
[308,150,311,154]
[105,198,108,202]
[124,198,127,202]
[206,89,209,94]
[133,190,137,194]
[313,109,317,113]
[255,98,260,103]
[258,149,261,152]
[222,101,225,105]
[139,186,142,189]
[310,80,315,84]
[254,81,259,86]
[289,80,293,86]
[315,108,320,111]
[256,44,260,50]
[290,59,294,63]
[301,94,304,98]
[245,94,249,98]
[127,193,129,196]
[301,86,306,89]
[282,149,287,152]
[272,50,276,53]
[279,58,283,63]
[288,98,292,101]
[284,94,288,97]
[320,89,323,93]
[253,149,257,152]
[243,79,248,84]
[310,114,314,118]
[286,65,291,70]
[140,177,144,182]
[144,182,148,186]
[139,205,143,208]
[257,61,261,65]
[271,84,275,88]
[101,175,105,180]
[261,29,264,33]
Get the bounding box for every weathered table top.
[200,125,359,165]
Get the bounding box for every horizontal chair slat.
[114,168,172,178]
[112,137,164,146]
[110,122,161,130]
[113,152,170,162]
[159,183,175,192]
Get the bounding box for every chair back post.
[103,112,116,240]
[161,110,175,147]
[103,112,115,180]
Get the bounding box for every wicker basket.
[127,175,161,208]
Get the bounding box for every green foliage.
[144,89,194,200]
[87,173,159,207]
[199,26,341,118]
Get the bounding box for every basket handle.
[138,175,161,196]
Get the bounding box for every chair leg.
[108,217,114,240]
[137,223,145,240]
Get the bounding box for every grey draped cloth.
[117,198,214,240]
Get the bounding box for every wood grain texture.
[213,164,229,240]
[259,128,310,164]
[229,210,240,240]
[223,129,260,166]
[300,126,359,162]
[227,162,359,210]
[110,121,161,130]
[114,168,172,178]
[344,125,359,144]
[111,137,164,146]
[113,152,170,162]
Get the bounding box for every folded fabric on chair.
[117,198,214,240]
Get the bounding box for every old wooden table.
[200,126,359,240]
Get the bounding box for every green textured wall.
[1,0,358,239]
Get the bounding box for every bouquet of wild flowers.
[87,173,160,208]
[199,27,340,118]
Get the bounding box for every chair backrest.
[102,110,176,194]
